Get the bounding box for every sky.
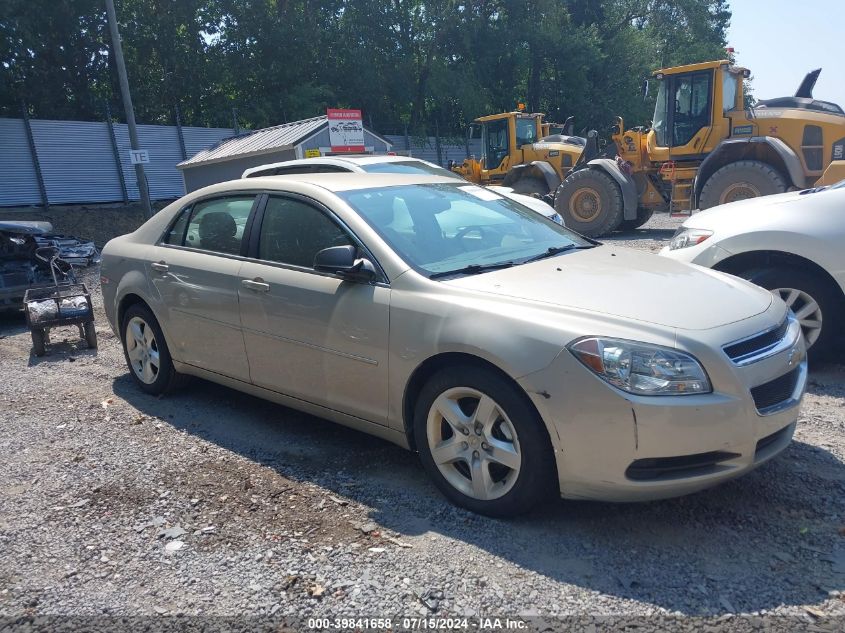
[727,0,845,108]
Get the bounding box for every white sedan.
[241,155,564,224]
[662,181,845,361]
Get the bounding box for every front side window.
[652,79,669,146]
[339,183,592,276]
[672,71,712,147]
[722,73,739,114]
[515,118,537,147]
[258,196,352,268]
[482,119,509,170]
[183,196,255,254]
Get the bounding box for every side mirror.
[313,245,376,281]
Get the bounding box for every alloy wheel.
[125,316,161,384]
[773,287,823,347]
[425,387,521,501]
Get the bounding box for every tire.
[510,176,548,197]
[83,321,98,349]
[413,365,557,517]
[738,267,842,363]
[554,168,624,237]
[121,303,185,395]
[31,328,46,357]
[699,160,787,209]
[618,207,654,231]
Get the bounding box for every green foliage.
[0,0,732,134]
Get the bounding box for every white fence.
[0,117,235,207]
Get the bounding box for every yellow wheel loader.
[554,60,845,236]
[449,111,585,199]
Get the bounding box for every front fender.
[693,137,805,204]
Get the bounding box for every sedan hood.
[443,246,773,330]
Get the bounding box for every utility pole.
[105,0,153,218]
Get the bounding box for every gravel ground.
[1,213,844,627]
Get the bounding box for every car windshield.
[338,183,593,276]
[360,160,456,178]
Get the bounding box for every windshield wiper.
[522,244,594,264]
[429,261,514,279]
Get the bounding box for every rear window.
[360,161,456,178]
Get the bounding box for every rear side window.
[180,196,255,255]
[258,196,352,268]
[163,207,191,245]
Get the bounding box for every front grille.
[724,318,789,363]
[626,450,741,481]
[750,367,800,413]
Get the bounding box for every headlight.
[569,337,711,395]
[550,212,563,225]
[669,227,713,250]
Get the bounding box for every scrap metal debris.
[1,220,99,310]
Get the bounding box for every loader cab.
[647,60,746,161]
[476,112,543,176]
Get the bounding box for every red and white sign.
[327,108,365,152]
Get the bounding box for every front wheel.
[413,366,556,517]
[739,267,842,362]
[554,168,624,237]
[618,207,654,231]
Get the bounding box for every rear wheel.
[739,267,842,362]
[510,176,548,197]
[699,160,787,209]
[554,168,624,237]
[618,207,654,231]
[121,303,185,394]
[413,366,556,517]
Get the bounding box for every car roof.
[202,173,464,196]
[241,154,444,177]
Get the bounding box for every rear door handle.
[241,278,270,292]
[151,261,169,273]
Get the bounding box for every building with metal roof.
[177,115,392,193]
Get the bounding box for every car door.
[149,194,259,382]
[238,193,390,424]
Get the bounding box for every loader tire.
[699,160,787,209]
[619,208,654,231]
[554,168,624,237]
[510,176,548,197]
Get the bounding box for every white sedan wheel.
[772,287,823,347]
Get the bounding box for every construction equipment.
[449,111,585,199]
[553,60,845,236]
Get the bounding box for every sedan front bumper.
[518,325,806,502]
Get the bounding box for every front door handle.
[151,261,169,273]
[242,278,270,292]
